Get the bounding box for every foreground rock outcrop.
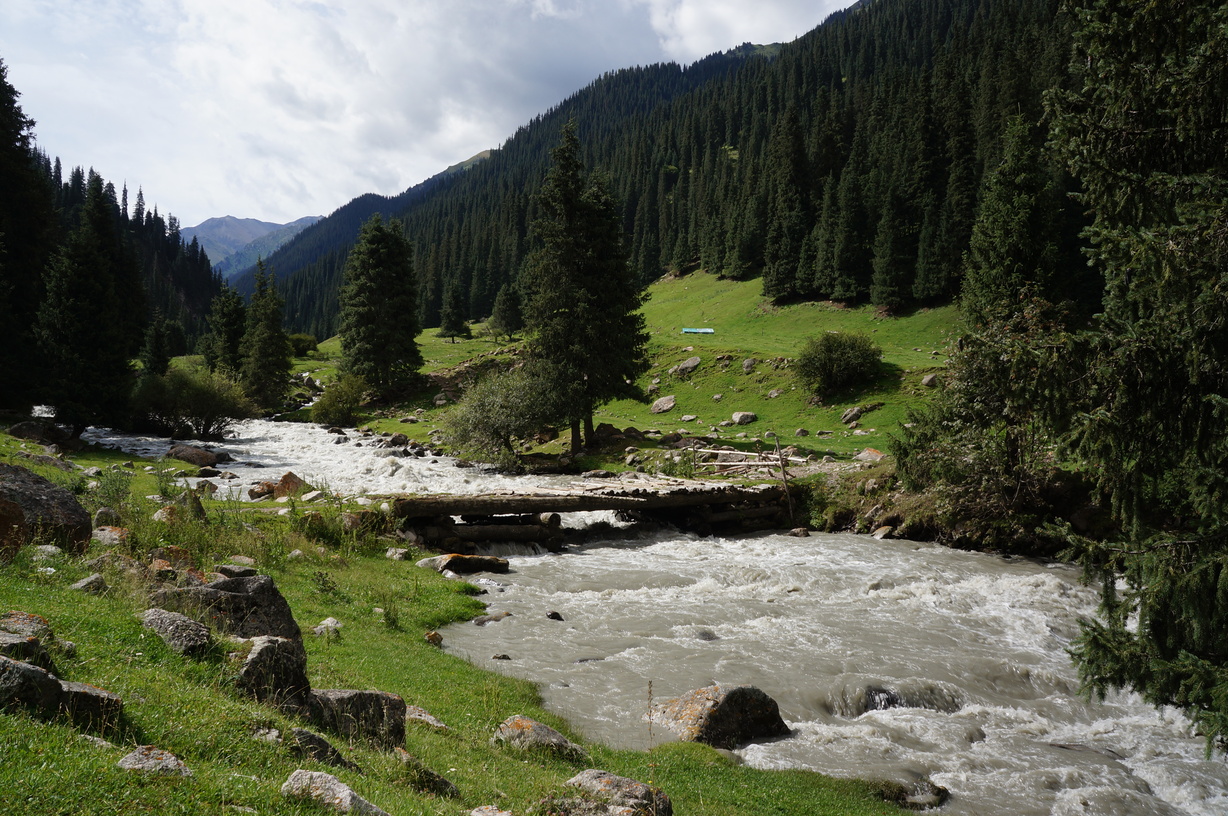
[651,684,790,749]
[0,463,91,555]
[491,714,588,761]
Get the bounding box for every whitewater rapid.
[83,418,1228,815]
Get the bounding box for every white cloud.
[0,0,852,228]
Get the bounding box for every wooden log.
[705,505,784,524]
[392,485,785,518]
[422,524,561,543]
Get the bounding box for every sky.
[1,1,852,229]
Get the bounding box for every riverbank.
[0,425,905,815]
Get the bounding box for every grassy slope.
[0,432,901,816]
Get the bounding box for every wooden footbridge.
[391,477,794,552]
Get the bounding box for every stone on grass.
[416,554,509,575]
[731,412,757,425]
[59,680,124,729]
[854,448,887,463]
[921,373,940,388]
[0,463,91,555]
[470,808,512,816]
[142,608,210,656]
[311,689,406,749]
[313,618,343,637]
[385,547,410,561]
[0,632,56,672]
[281,770,391,816]
[0,611,53,640]
[491,714,588,761]
[289,727,362,772]
[395,747,459,797]
[215,563,258,578]
[565,769,673,816]
[117,745,192,776]
[650,395,676,414]
[235,636,312,712]
[91,526,130,548]
[151,574,301,641]
[676,356,702,375]
[275,471,311,499]
[405,704,449,731]
[651,684,790,749]
[0,655,63,715]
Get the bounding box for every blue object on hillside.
[681,328,715,334]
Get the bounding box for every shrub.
[131,365,258,439]
[794,332,882,398]
[311,375,368,427]
[288,333,318,356]
[443,367,558,469]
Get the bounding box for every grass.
[0,436,904,814]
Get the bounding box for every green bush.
[287,333,318,356]
[131,365,258,439]
[443,367,558,469]
[795,332,882,398]
[311,374,368,427]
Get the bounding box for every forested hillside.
[241,0,1085,338]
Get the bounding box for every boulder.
[921,373,940,388]
[741,358,757,373]
[0,611,53,640]
[248,481,277,500]
[650,395,676,414]
[0,632,56,672]
[416,554,510,575]
[565,769,673,816]
[491,714,588,761]
[275,471,311,499]
[7,421,70,446]
[841,406,864,425]
[405,705,449,731]
[676,356,702,375]
[59,680,124,729]
[281,770,390,816]
[150,545,194,569]
[92,507,121,528]
[651,684,790,749]
[215,564,258,578]
[311,689,406,749]
[0,655,63,715]
[0,463,91,555]
[235,636,312,712]
[166,444,221,467]
[91,526,130,548]
[117,746,192,777]
[151,574,301,641]
[731,412,757,425]
[288,727,361,772]
[395,748,459,797]
[141,608,211,656]
[855,448,887,463]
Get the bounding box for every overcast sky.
[1,1,851,228]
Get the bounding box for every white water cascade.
[84,418,1228,815]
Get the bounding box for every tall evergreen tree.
[488,283,523,341]
[239,262,292,411]
[200,285,247,376]
[524,121,649,454]
[1049,0,1228,750]
[139,309,171,378]
[437,282,471,343]
[338,214,422,398]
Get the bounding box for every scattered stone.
[167,444,222,467]
[841,406,864,424]
[767,388,785,399]
[794,428,810,437]
[385,547,410,561]
[741,358,756,374]
[423,631,443,647]
[0,463,92,555]
[281,770,391,816]
[311,689,406,749]
[152,574,301,641]
[405,705,449,731]
[872,526,894,540]
[470,808,512,816]
[416,554,510,575]
[712,393,723,402]
[0,611,53,640]
[491,714,588,761]
[275,472,311,499]
[676,356,702,375]
[395,748,459,797]
[70,573,109,595]
[230,555,257,566]
[215,564,258,578]
[0,632,56,672]
[289,728,362,772]
[59,680,124,729]
[855,448,887,463]
[583,470,615,479]
[117,746,192,777]
[30,544,63,562]
[731,412,757,425]
[253,727,282,743]
[80,734,116,749]
[650,395,676,414]
[474,611,512,626]
[248,481,276,500]
[680,414,698,422]
[565,769,673,816]
[287,549,306,561]
[788,528,810,538]
[313,618,343,637]
[92,507,121,527]
[492,654,511,660]
[546,611,565,621]
[651,684,790,749]
[921,373,940,388]
[0,654,62,714]
[876,779,951,811]
[142,608,210,656]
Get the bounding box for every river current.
[84,418,1228,815]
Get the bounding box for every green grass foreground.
[0,434,903,815]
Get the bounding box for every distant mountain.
[212,216,323,279]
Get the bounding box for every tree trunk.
[569,417,582,456]
[583,412,595,448]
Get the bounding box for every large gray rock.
[0,654,63,715]
[0,611,54,640]
[395,747,459,797]
[565,769,673,816]
[311,689,406,749]
[70,573,109,595]
[0,463,91,555]
[7,421,71,446]
[676,356,702,375]
[117,745,192,776]
[142,608,211,656]
[491,715,587,761]
[651,684,790,749]
[281,769,391,815]
[59,680,124,730]
[166,444,222,467]
[289,727,361,772]
[0,632,56,672]
[151,574,301,641]
[731,411,757,425]
[416,554,509,575]
[650,395,676,414]
[235,636,312,712]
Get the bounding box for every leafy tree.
[200,285,247,375]
[239,261,292,412]
[488,283,523,341]
[437,283,471,343]
[34,174,142,435]
[443,367,559,469]
[131,364,257,439]
[523,121,649,454]
[338,214,422,398]
[794,332,882,399]
[1048,0,1228,750]
[287,333,318,357]
[311,374,368,427]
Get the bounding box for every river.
[84,418,1228,815]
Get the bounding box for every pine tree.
[488,283,523,341]
[338,214,422,398]
[437,283,471,343]
[1049,0,1228,751]
[139,310,171,378]
[524,121,649,454]
[200,285,247,376]
[239,262,292,412]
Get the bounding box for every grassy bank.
[0,431,905,815]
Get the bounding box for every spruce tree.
[139,310,171,378]
[200,285,247,376]
[488,283,523,342]
[338,214,422,398]
[1050,0,1228,750]
[239,262,292,412]
[524,121,649,454]
[437,283,471,343]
